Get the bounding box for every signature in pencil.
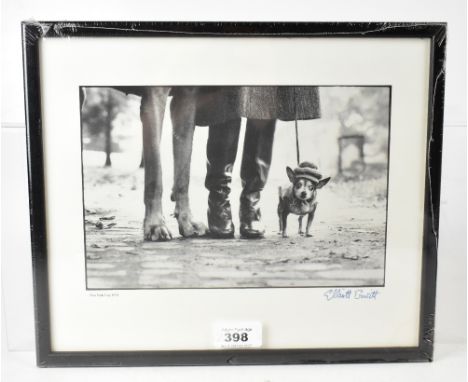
[323,288,379,301]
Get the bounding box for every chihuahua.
[277,162,330,238]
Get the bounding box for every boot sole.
[240,230,265,239]
[208,229,235,239]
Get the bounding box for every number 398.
[224,332,248,342]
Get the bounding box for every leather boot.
[208,186,234,238]
[240,191,265,238]
[205,118,242,238]
[239,119,276,239]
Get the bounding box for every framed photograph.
[22,21,446,366]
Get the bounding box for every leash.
[295,118,300,165]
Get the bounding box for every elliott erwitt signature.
[324,288,379,301]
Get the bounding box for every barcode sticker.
[213,322,262,349]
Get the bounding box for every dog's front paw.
[298,230,305,236]
[144,217,173,241]
[306,233,313,238]
[177,215,207,238]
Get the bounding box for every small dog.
[278,162,330,238]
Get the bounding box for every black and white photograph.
[81,85,391,289]
[13,18,455,370]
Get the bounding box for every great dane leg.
[170,87,207,237]
[141,87,172,241]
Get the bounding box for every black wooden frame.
[22,21,446,367]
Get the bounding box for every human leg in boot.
[205,118,242,238]
[240,118,276,238]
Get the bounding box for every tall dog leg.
[170,87,207,237]
[305,203,318,237]
[141,87,172,241]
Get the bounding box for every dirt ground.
[82,162,387,289]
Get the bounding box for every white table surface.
[2,343,466,382]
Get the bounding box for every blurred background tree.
[81,87,131,167]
